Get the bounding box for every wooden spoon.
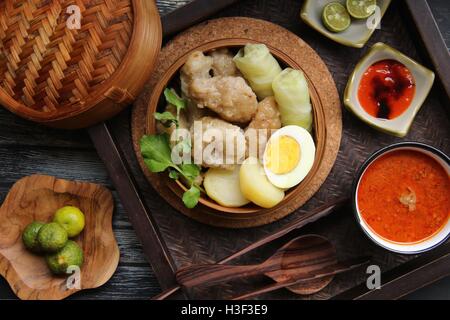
[232,257,370,300]
[153,198,348,299]
[176,235,337,291]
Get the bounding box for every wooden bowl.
[150,42,325,215]
[132,17,342,228]
[0,0,161,129]
[0,175,119,300]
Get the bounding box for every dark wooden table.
[0,0,449,300]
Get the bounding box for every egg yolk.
[265,136,301,174]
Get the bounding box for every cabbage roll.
[233,44,282,99]
[272,68,313,131]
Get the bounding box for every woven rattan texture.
[0,0,133,113]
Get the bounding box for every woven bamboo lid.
[0,0,161,129]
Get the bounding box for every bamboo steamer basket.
[0,0,161,129]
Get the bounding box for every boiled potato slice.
[204,166,250,208]
[240,157,285,208]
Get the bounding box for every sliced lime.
[322,2,351,33]
[346,0,377,19]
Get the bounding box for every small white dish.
[353,142,450,254]
[301,0,392,48]
[344,43,435,137]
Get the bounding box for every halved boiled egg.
[263,125,315,189]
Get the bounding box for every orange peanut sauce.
[358,60,415,120]
[357,150,449,243]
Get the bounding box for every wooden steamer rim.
[0,0,161,129]
[132,17,342,228]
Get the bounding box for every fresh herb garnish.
[168,170,180,180]
[179,163,201,180]
[182,185,201,209]
[140,134,202,208]
[140,134,173,173]
[154,88,187,129]
[146,88,199,208]
[154,111,178,127]
[164,88,186,113]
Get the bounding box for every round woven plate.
[132,17,342,228]
[0,0,161,129]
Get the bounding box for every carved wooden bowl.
[132,17,342,228]
[0,175,119,300]
[0,0,161,129]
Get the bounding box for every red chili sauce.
[358,59,415,120]
[357,150,450,243]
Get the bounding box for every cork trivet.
[132,17,342,228]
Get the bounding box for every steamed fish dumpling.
[247,97,282,133]
[245,97,282,159]
[185,97,211,125]
[233,44,282,99]
[272,68,313,132]
[210,48,240,77]
[181,51,213,80]
[189,76,258,123]
[190,117,246,171]
[180,51,213,98]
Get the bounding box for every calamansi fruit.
[22,221,45,253]
[53,206,85,238]
[46,240,84,275]
[322,2,352,33]
[346,0,377,19]
[37,222,68,253]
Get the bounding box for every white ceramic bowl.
[353,142,450,254]
[344,43,435,137]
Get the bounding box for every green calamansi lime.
[46,240,84,275]
[322,2,352,33]
[37,222,68,253]
[346,0,377,19]
[22,221,45,253]
[53,206,85,238]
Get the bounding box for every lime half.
[346,0,377,19]
[322,2,351,33]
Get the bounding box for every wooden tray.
[89,0,450,299]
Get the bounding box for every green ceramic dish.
[301,0,392,48]
[344,42,435,137]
